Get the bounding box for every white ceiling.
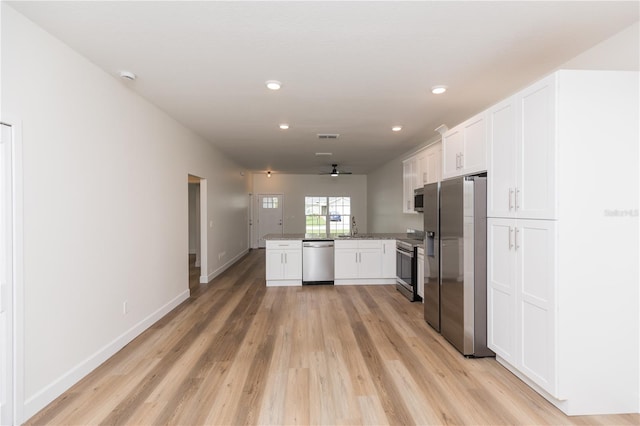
[9,1,639,175]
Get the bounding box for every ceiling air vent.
[317,134,340,139]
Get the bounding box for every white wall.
[367,137,439,233]
[562,21,639,71]
[367,21,640,233]
[1,5,249,422]
[251,173,367,245]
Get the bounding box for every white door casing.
[0,123,14,426]
[257,194,283,248]
[1,119,23,425]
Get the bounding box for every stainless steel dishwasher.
[302,240,334,284]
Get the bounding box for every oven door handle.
[396,249,414,258]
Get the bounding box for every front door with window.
[257,194,283,248]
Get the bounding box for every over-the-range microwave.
[414,187,424,212]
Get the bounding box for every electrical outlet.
[123,301,128,315]
[218,251,226,260]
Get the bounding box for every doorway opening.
[188,175,207,292]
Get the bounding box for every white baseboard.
[22,289,190,422]
[334,278,396,285]
[266,280,302,287]
[201,249,248,284]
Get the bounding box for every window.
[305,196,351,236]
[262,196,279,209]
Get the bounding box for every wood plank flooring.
[27,250,639,425]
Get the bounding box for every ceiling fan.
[320,164,352,177]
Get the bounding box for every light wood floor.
[27,250,639,425]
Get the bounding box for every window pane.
[262,196,278,209]
[305,196,351,236]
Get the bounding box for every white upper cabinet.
[518,76,557,219]
[420,142,442,185]
[402,157,417,213]
[487,74,556,219]
[442,112,487,179]
[442,127,463,178]
[403,141,442,213]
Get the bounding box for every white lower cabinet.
[381,240,396,279]
[417,247,424,300]
[487,218,557,396]
[265,240,302,286]
[334,240,396,285]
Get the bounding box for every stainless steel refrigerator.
[423,182,440,332]
[439,175,493,357]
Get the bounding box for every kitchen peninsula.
[264,233,408,287]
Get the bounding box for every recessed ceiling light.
[431,85,447,95]
[119,70,136,81]
[392,126,403,132]
[279,123,289,130]
[315,152,333,156]
[266,80,282,90]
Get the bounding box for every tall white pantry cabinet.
[486,70,639,415]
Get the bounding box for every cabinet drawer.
[358,240,382,249]
[334,240,358,249]
[266,240,302,249]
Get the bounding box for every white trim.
[198,179,208,284]
[266,280,301,287]
[0,117,25,425]
[22,289,189,421]
[334,279,396,285]
[204,249,249,284]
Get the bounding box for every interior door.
[257,194,283,248]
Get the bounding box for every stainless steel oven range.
[396,238,421,302]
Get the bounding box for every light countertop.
[263,233,423,241]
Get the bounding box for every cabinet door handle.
[509,227,514,250]
[284,253,287,263]
[515,228,520,250]
[459,153,463,169]
[355,253,358,263]
[509,188,514,211]
[515,188,520,211]
[281,253,284,263]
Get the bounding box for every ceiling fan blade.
[318,163,352,175]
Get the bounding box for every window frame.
[304,196,351,237]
